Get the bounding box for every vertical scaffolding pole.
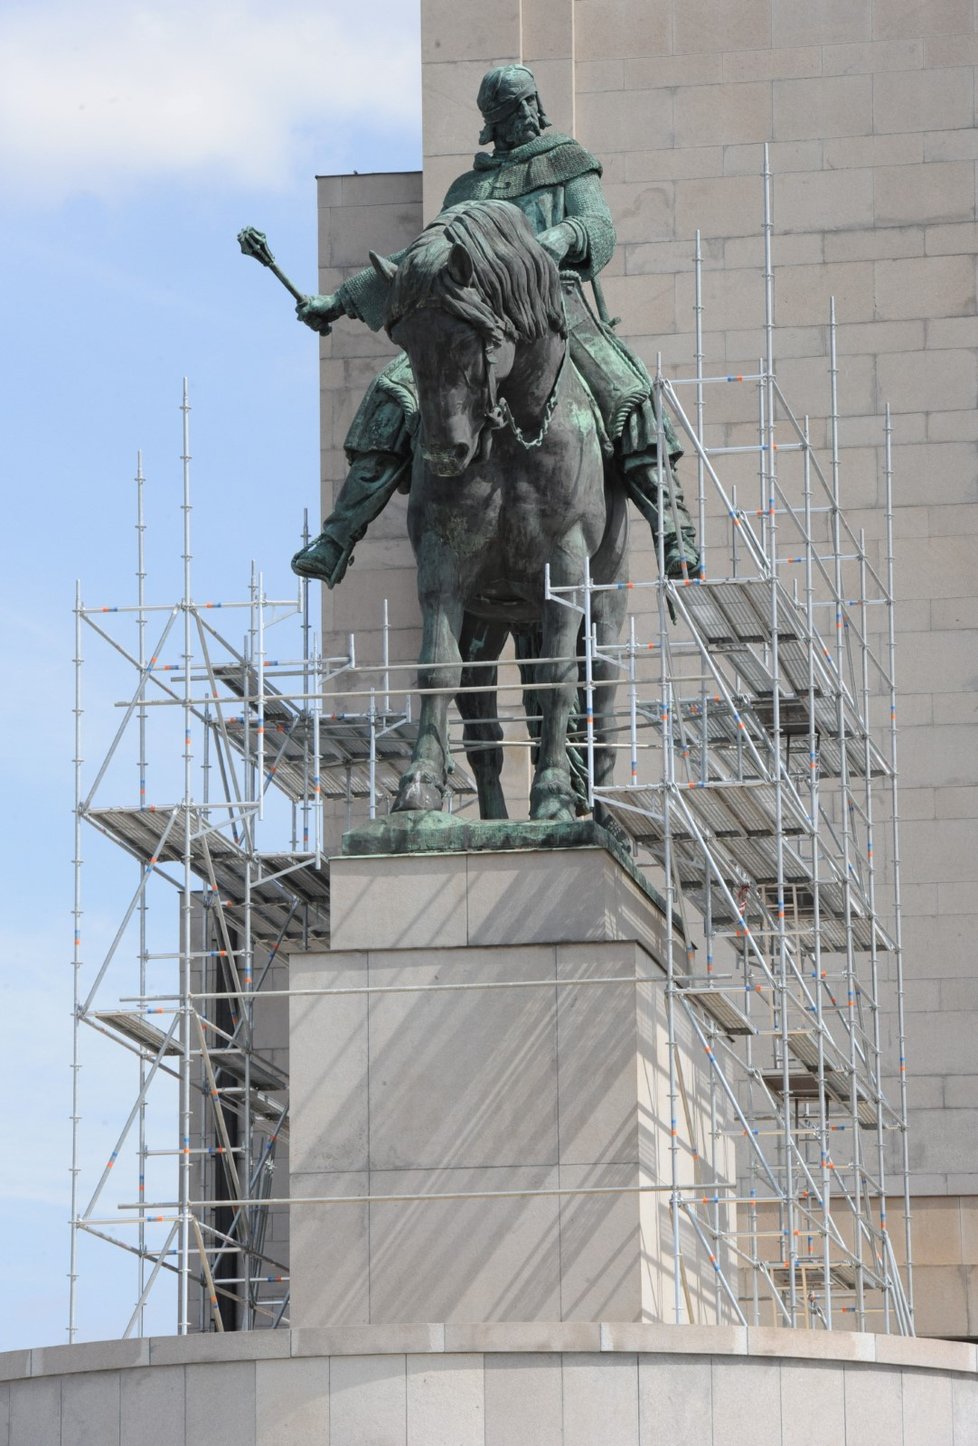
[178,379,193,1334]
[884,405,914,1322]
[242,568,257,1330]
[762,143,776,562]
[68,581,84,1342]
[858,524,890,1327]
[804,419,834,1327]
[257,571,266,821]
[300,513,311,860]
[135,452,149,1334]
[368,688,378,820]
[583,554,595,808]
[694,230,706,573]
[383,598,392,717]
[654,355,683,1322]
[761,143,798,1324]
[827,299,867,1327]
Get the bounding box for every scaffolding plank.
[676,983,757,1037]
[680,779,812,839]
[223,713,476,802]
[787,1030,880,1127]
[203,1046,286,1093]
[213,664,475,803]
[92,1010,180,1056]
[767,1262,857,1290]
[92,1012,286,1095]
[86,806,331,946]
[682,579,805,645]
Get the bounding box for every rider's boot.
[291,450,410,588]
[622,460,702,579]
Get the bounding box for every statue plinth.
[341,811,625,858]
[289,839,737,1329]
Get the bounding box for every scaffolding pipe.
[884,405,914,1324]
[178,378,194,1335]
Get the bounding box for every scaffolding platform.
[87,805,331,946]
[215,663,476,802]
[91,1011,289,1136]
[681,578,806,645]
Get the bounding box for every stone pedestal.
[289,842,737,1329]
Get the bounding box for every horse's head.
[376,201,565,477]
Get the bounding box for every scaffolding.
[68,148,912,1339]
[68,384,478,1338]
[554,149,912,1332]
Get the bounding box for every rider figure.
[292,64,701,587]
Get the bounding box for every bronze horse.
[371,200,628,823]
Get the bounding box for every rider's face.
[492,95,542,152]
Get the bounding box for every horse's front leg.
[456,613,510,820]
[393,585,464,813]
[529,532,587,823]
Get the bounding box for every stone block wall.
[2,1328,975,1445]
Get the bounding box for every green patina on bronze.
[286,69,695,590]
[341,814,641,886]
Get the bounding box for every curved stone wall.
[1,1324,975,1444]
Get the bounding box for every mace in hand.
[237,226,339,335]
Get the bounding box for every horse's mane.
[385,200,566,345]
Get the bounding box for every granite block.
[638,1353,712,1443]
[485,1354,562,1446]
[405,1354,484,1446]
[331,1353,406,1446]
[255,1357,329,1446]
[9,1377,59,1446]
[562,1353,639,1446]
[186,1361,256,1446]
[712,1357,782,1446]
[368,1165,561,1322]
[366,944,558,1170]
[60,1370,121,1446]
[120,1365,187,1446]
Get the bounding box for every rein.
[485,338,567,451]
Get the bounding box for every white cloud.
[0,0,421,202]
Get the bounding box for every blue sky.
[0,0,422,1348]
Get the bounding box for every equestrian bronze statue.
[240,64,700,824]
[367,199,629,821]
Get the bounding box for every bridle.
[483,337,567,451]
[390,289,567,463]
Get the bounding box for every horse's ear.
[447,243,474,288]
[369,250,398,284]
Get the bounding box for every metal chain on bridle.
[483,340,567,451]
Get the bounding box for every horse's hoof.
[529,767,577,823]
[392,765,446,813]
[593,802,631,852]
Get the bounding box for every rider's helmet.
[477,65,552,146]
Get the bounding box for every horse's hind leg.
[456,613,510,820]
[589,587,630,846]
